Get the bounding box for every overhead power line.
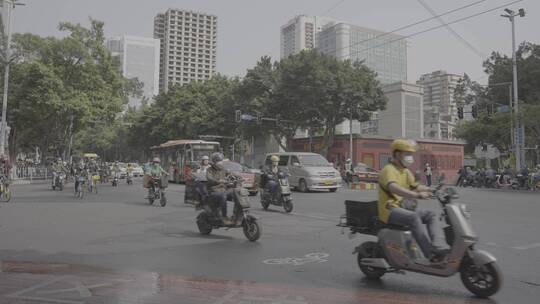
[340,0,524,59]
[321,0,347,16]
[331,0,488,58]
[417,0,487,58]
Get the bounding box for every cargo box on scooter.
[344,200,379,234]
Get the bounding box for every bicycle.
[0,175,12,202]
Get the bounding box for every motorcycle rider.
[485,166,497,187]
[261,155,284,202]
[378,139,448,262]
[147,157,168,196]
[456,166,467,187]
[74,159,87,193]
[206,152,234,225]
[518,166,529,188]
[52,158,67,187]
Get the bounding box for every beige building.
[417,70,463,140]
[154,9,217,92]
[280,15,336,58]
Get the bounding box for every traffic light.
[458,107,464,119]
[256,112,262,125]
[235,110,241,123]
[471,105,478,119]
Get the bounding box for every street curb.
[349,182,377,190]
[11,179,50,186]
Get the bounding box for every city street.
[0,180,538,303]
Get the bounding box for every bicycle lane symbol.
[262,252,329,266]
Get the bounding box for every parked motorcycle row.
[458,171,540,190]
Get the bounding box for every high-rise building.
[317,21,408,136]
[317,23,407,85]
[417,70,463,140]
[280,15,336,59]
[106,35,160,109]
[282,15,411,139]
[154,9,217,92]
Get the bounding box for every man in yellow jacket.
[378,139,448,261]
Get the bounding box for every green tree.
[4,18,137,161]
[127,75,240,154]
[455,42,540,161]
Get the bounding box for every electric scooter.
[260,171,293,213]
[338,179,502,298]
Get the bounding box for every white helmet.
[201,155,209,161]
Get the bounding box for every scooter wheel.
[357,241,386,279]
[160,194,167,207]
[243,215,261,242]
[283,200,293,213]
[460,260,502,298]
[260,197,270,210]
[197,213,212,235]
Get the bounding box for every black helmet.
[210,152,224,164]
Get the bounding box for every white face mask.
[401,155,414,167]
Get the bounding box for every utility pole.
[1,0,13,156]
[501,8,526,169]
[349,107,353,163]
[0,0,23,157]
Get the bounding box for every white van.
[264,152,342,192]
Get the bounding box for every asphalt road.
[0,179,538,303]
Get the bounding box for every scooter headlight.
[459,204,471,219]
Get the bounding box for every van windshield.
[298,155,331,167]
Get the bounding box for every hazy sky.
[11,0,540,83]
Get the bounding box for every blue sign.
[498,105,510,113]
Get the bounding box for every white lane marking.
[289,212,333,221]
[263,252,329,266]
[5,275,84,304]
[213,291,309,304]
[512,243,540,250]
[6,275,129,304]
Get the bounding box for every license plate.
[324,180,334,185]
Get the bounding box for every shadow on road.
[354,277,498,304]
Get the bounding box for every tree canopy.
[454,42,540,163]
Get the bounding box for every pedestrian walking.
[424,163,432,186]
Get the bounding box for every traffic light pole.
[0,0,14,156]
[502,7,526,169]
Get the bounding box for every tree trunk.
[273,133,288,152]
[319,118,336,157]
